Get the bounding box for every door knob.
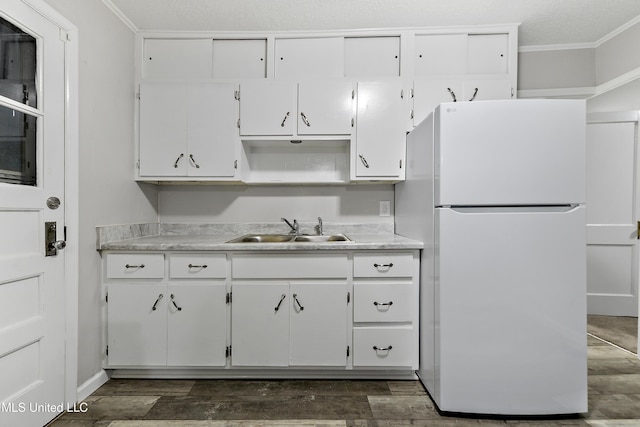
[45,222,66,256]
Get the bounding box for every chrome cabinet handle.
[373,345,393,351]
[468,87,479,101]
[447,88,457,102]
[300,112,311,127]
[170,294,182,311]
[274,293,286,312]
[189,154,200,168]
[373,263,393,268]
[359,154,370,168]
[125,263,145,269]
[281,112,290,127]
[188,264,208,269]
[373,301,394,307]
[152,293,164,311]
[293,293,304,311]
[174,153,184,168]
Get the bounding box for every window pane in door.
[0,104,36,186]
[0,16,37,108]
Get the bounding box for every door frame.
[21,0,79,404]
[586,110,640,358]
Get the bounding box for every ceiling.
[107,0,640,47]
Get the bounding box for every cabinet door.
[289,283,348,366]
[231,283,289,366]
[344,36,400,78]
[187,83,237,177]
[167,284,227,366]
[414,34,467,76]
[297,81,353,135]
[107,284,167,366]
[355,81,407,178]
[412,79,463,126]
[463,79,513,102]
[139,83,187,176]
[239,81,296,136]
[212,39,266,79]
[467,34,509,75]
[274,37,344,79]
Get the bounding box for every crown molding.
[101,0,138,33]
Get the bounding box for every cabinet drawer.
[169,254,227,279]
[353,253,414,278]
[106,254,164,279]
[353,283,414,322]
[353,327,414,367]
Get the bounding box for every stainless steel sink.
[293,234,352,242]
[226,233,352,243]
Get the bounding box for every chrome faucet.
[281,217,299,235]
[316,217,323,235]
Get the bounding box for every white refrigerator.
[395,99,588,415]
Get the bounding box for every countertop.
[96,223,423,252]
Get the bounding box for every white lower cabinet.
[107,283,227,367]
[103,249,419,375]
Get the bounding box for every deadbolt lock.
[45,222,66,257]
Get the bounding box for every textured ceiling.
[107,0,640,47]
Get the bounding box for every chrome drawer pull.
[174,153,184,168]
[281,111,290,127]
[373,263,393,269]
[125,264,145,269]
[373,301,393,307]
[152,293,164,311]
[373,345,393,351]
[293,293,305,311]
[274,294,286,312]
[188,264,208,269]
[170,294,182,311]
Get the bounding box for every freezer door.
[434,206,587,415]
[435,99,585,206]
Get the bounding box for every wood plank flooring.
[48,317,640,427]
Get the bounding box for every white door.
[586,112,640,316]
[239,80,296,136]
[297,81,353,135]
[0,2,68,426]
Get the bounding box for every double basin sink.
[227,233,352,243]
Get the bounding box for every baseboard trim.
[77,369,109,402]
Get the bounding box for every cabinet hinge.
[237,118,240,129]
[105,293,108,303]
[347,346,350,357]
[136,159,140,170]
[235,90,240,101]
[136,90,141,100]
[106,346,108,356]
[399,159,403,169]
[410,110,414,120]
[226,292,232,304]
[410,88,414,99]
[400,89,404,99]
[226,346,232,358]
[351,90,355,100]
[511,87,515,98]
[351,118,354,128]
[234,160,238,169]
[347,292,350,304]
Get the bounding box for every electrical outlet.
[379,200,391,217]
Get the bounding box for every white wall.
[158,185,394,225]
[43,0,158,387]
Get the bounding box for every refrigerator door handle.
[445,204,581,214]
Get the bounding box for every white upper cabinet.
[297,81,354,135]
[239,80,353,137]
[143,39,213,79]
[354,81,407,179]
[239,80,296,136]
[344,36,400,78]
[275,37,344,78]
[467,33,509,74]
[414,33,509,76]
[414,34,468,76]
[139,82,237,178]
[212,39,267,79]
